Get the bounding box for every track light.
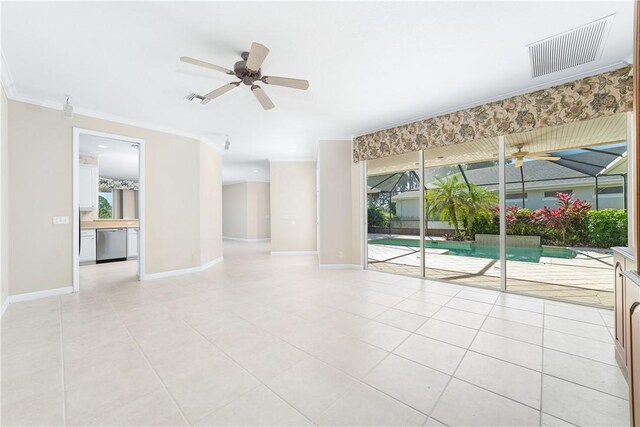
[224,136,231,151]
[63,95,74,118]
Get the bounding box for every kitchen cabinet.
[79,165,98,211]
[127,228,139,259]
[631,299,640,426]
[79,229,96,263]
[613,247,640,426]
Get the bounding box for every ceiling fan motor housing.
[235,55,262,85]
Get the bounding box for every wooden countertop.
[81,220,139,229]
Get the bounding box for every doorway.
[72,128,146,292]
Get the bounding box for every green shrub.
[469,211,499,237]
[587,209,628,248]
[368,206,392,227]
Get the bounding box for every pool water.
[368,238,576,263]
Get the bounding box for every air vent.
[527,15,614,78]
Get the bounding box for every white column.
[419,150,425,278]
[499,135,507,291]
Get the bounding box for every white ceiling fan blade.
[251,85,275,110]
[515,158,524,168]
[245,42,269,72]
[528,154,561,161]
[180,56,234,75]
[204,82,240,100]
[263,76,309,90]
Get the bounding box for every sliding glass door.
[364,113,630,309]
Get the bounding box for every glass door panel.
[423,138,502,290]
[367,152,422,277]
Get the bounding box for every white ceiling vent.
[527,15,614,78]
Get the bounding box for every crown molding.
[0,49,17,98]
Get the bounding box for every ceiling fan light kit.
[181,42,309,110]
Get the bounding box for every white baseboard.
[223,237,271,242]
[142,256,223,280]
[270,251,318,256]
[7,286,74,304]
[319,264,363,270]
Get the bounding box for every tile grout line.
[539,300,546,426]
[104,297,192,426]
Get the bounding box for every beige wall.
[223,181,270,240]
[222,183,248,239]
[246,182,271,240]
[317,140,363,266]
[6,100,223,296]
[270,161,317,252]
[1,87,7,307]
[200,143,223,264]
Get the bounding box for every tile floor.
[1,241,630,426]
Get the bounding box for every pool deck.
[367,235,614,308]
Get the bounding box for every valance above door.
[353,66,632,162]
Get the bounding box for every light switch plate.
[53,216,69,225]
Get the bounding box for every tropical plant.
[587,209,628,247]
[368,205,393,227]
[425,175,468,237]
[462,184,499,234]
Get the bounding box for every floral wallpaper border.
[353,66,633,162]
[99,177,139,191]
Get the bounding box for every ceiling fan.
[180,42,309,110]
[510,144,560,167]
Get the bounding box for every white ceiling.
[2,1,633,183]
[79,134,140,180]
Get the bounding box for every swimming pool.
[368,237,576,263]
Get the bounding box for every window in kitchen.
[99,191,113,218]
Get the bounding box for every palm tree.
[425,175,467,237]
[463,183,499,234]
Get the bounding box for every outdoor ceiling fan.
[510,144,560,168]
[180,42,309,110]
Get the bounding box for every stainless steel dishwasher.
[96,228,127,263]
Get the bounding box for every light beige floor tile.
[445,298,493,315]
[480,316,543,345]
[541,413,576,426]
[543,329,617,366]
[408,291,452,306]
[456,289,499,304]
[231,337,310,382]
[317,382,427,426]
[364,354,450,415]
[424,417,447,426]
[542,375,629,427]
[394,299,442,317]
[455,352,541,408]
[470,331,542,371]
[76,390,187,426]
[495,294,544,313]
[1,390,65,426]
[489,305,543,327]
[266,358,359,420]
[415,318,477,348]
[432,307,486,329]
[340,299,388,319]
[349,320,411,351]
[394,334,465,374]
[65,356,164,426]
[164,357,261,424]
[194,385,311,426]
[544,315,612,343]
[542,349,627,399]
[374,308,428,332]
[544,304,604,325]
[431,378,540,427]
